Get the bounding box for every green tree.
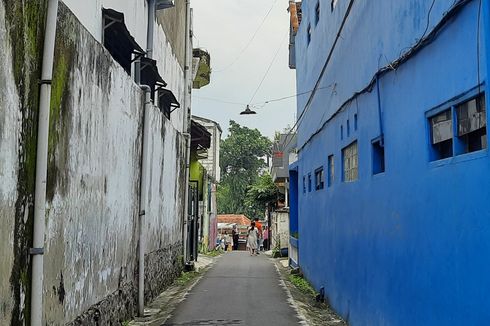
[245,172,282,215]
[218,120,272,217]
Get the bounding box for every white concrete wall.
[145,107,185,252]
[271,210,290,250]
[61,0,186,133]
[41,4,186,323]
[61,0,148,48]
[0,1,21,322]
[43,23,144,322]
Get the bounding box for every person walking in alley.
[232,225,239,250]
[224,232,231,251]
[262,226,269,250]
[247,222,259,256]
[254,218,263,253]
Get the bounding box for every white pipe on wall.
[146,0,155,59]
[182,0,192,263]
[138,85,152,316]
[30,0,59,324]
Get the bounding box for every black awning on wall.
[102,8,144,74]
[191,120,211,150]
[158,88,180,119]
[140,57,167,100]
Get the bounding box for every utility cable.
[248,32,289,105]
[292,0,472,152]
[213,0,279,73]
[193,96,247,106]
[280,0,356,151]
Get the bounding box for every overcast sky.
[191,0,297,138]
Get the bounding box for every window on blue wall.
[308,173,312,192]
[347,119,350,137]
[354,113,358,131]
[303,176,306,193]
[315,167,324,190]
[340,125,344,140]
[455,93,487,154]
[429,110,453,161]
[315,2,320,26]
[307,24,312,45]
[327,155,334,187]
[372,138,385,175]
[342,141,358,182]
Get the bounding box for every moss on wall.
[2,0,48,324]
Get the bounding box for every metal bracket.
[39,79,52,85]
[29,248,44,255]
[139,210,146,216]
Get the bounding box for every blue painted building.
[288,0,490,325]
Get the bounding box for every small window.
[327,155,334,187]
[354,114,358,131]
[303,176,306,193]
[343,141,358,182]
[315,2,320,26]
[307,24,312,45]
[429,110,453,160]
[372,139,385,175]
[340,125,344,140]
[308,173,312,192]
[456,93,487,154]
[331,0,338,12]
[347,119,350,137]
[315,167,324,190]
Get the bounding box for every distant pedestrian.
[247,222,259,256]
[232,225,239,250]
[254,218,263,253]
[224,232,231,251]
[263,226,269,250]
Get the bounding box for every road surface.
[165,251,302,325]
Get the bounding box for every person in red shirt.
[254,218,263,252]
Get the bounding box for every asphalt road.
[164,251,302,326]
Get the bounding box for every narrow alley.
[165,253,303,326]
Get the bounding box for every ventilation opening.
[429,109,453,160]
[456,93,487,154]
[372,139,385,175]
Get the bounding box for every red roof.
[217,214,251,227]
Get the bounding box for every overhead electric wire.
[248,32,289,105]
[193,85,334,109]
[193,96,246,106]
[213,0,279,73]
[289,0,473,152]
[280,0,356,151]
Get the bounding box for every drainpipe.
[375,74,384,146]
[30,0,59,325]
[146,0,155,59]
[138,85,152,317]
[484,0,490,90]
[182,0,192,263]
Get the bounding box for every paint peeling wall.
[145,108,185,253]
[0,0,21,322]
[1,0,47,324]
[61,0,187,133]
[42,5,143,323]
[1,0,187,323]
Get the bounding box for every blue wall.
[294,1,490,325]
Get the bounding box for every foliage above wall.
[217,120,273,218]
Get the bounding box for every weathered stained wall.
[42,4,143,324]
[1,0,47,324]
[0,1,21,323]
[61,0,187,134]
[40,4,186,324]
